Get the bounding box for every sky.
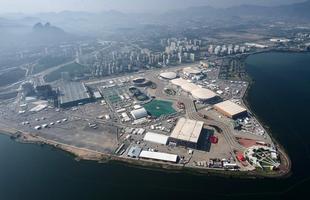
[0,0,306,13]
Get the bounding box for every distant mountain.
[0,0,309,49]
[32,22,65,34]
[177,0,310,22]
[29,22,75,45]
[275,0,310,20]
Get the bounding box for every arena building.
[169,118,204,148]
[183,67,202,76]
[130,107,148,120]
[213,100,247,119]
[191,88,217,101]
[159,72,177,80]
[170,78,217,102]
[58,82,91,108]
[132,77,151,87]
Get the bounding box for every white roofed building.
[183,67,202,76]
[159,72,177,80]
[170,78,217,102]
[93,91,102,99]
[130,108,148,120]
[191,88,217,101]
[139,151,178,163]
[143,132,169,145]
[169,118,204,148]
[213,100,247,119]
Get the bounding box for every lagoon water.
[1,52,310,199]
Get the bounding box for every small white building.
[93,91,102,99]
[143,132,169,145]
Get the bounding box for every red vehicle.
[210,136,218,144]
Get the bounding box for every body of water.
[1,52,310,199]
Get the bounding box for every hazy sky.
[0,0,306,13]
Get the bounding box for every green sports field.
[143,100,176,117]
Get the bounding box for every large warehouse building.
[139,151,178,163]
[58,82,91,108]
[169,118,204,148]
[213,100,247,119]
[170,78,217,102]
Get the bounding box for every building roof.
[139,150,178,163]
[127,146,142,158]
[171,78,199,93]
[191,88,217,100]
[133,104,142,109]
[59,82,90,105]
[143,132,169,145]
[214,100,247,116]
[130,107,148,120]
[132,77,146,83]
[183,67,202,75]
[93,91,102,99]
[170,118,204,143]
[182,82,199,93]
[170,78,217,100]
[170,78,189,87]
[160,72,177,80]
[29,104,47,112]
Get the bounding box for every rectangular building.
[127,146,142,158]
[58,82,91,108]
[213,100,247,119]
[139,151,178,163]
[93,91,102,99]
[143,132,169,145]
[169,118,204,148]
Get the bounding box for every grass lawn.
[44,62,90,82]
[33,56,71,74]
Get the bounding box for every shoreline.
[0,124,290,179]
[241,53,292,178]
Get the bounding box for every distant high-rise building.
[178,52,182,63]
[190,53,195,62]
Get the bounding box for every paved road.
[32,60,76,85]
[147,72,245,153]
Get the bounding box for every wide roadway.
[146,72,245,153]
